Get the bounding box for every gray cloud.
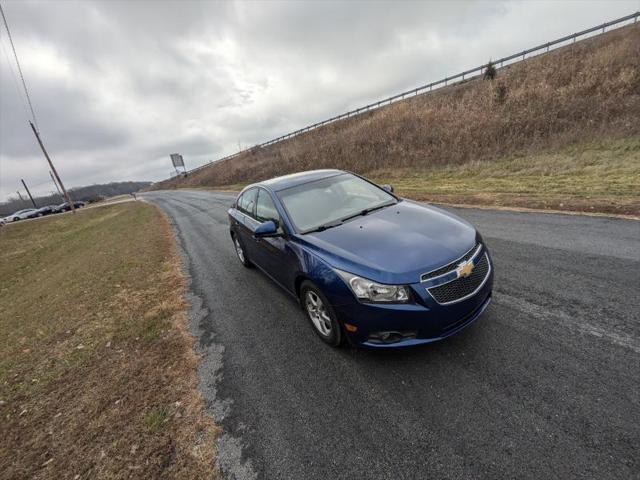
[1,0,637,200]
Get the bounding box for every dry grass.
[0,203,220,479]
[151,24,640,213]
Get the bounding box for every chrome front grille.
[421,243,481,282]
[427,252,491,304]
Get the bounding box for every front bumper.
[332,259,494,348]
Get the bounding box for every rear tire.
[300,281,343,347]
[232,233,253,268]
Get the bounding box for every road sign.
[170,153,184,168]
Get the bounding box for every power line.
[0,36,30,123]
[0,1,39,131]
[0,2,75,213]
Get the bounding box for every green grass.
[372,137,640,215]
[0,205,158,397]
[145,406,170,433]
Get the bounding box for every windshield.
[276,173,397,233]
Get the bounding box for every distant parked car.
[53,201,86,213]
[10,209,38,221]
[35,205,58,217]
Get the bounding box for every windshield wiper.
[304,220,344,234]
[340,201,396,223]
[303,201,396,234]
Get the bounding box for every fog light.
[368,331,417,344]
[345,323,358,332]
[381,332,402,342]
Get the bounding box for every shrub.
[484,60,497,80]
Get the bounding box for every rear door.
[235,187,259,257]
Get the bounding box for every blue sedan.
[228,170,493,348]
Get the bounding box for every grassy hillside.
[0,203,219,479]
[153,23,640,214]
[213,137,640,215]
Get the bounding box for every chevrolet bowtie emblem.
[457,260,474,278]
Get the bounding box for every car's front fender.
[295,245,356,307]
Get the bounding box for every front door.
[252,188,296,291]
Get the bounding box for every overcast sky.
[0,0,637,201]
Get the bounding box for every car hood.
[296,201,477,284]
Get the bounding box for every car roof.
[248,169,345,192]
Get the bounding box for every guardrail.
[176,11,639,178]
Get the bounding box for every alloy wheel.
[305,291,332,337]
[234,237,245,263]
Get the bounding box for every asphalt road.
[144,189,640,480]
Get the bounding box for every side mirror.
[254,220,279,238]
[382,184,394,193]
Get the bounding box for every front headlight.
[335,269,410,303]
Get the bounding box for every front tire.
[300,281,343,347]
[232,234,253,268]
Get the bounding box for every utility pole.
[16,190,26,205]
[21,179,37,208]
[49,170,63,199]
[29,121,75,213]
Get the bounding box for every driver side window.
[256,189,280,225]
[237,188,258,217]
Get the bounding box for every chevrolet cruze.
[228,170,493,348]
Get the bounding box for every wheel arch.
[294,274,312,302]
